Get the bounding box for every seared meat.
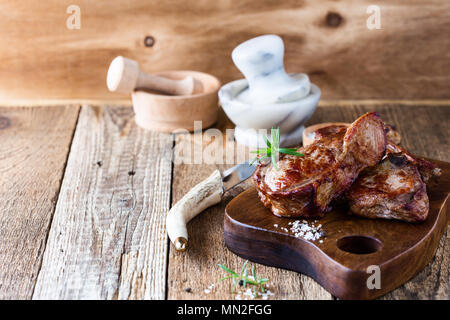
[384,124,402,145]
[311,123,401,145]
[311,124,347,141]
[346,152,440,222]
[386,143,442,183]
[309,123,441,222]
[253,112,386,218]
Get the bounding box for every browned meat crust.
[346,142,441,222]
[346,153,439,222]
[386,143,442,183]
[384,124,402,145]
[253,112,386,218]
[312,123,401,145]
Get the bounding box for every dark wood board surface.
[225,159,449,299]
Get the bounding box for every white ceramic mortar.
[218,35,321,147]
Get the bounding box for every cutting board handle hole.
[337,235,382,254]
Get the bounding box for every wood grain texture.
[167,104,449,300]
[1,1,449,102]
[0,105,79,299]
[224,159,449,299]
[32,105,173,299]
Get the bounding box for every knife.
[166,162,256,252]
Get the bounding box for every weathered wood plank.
[32,105,173,299]
[1,1,449,101]
[0,105,79,299]
[167,104,449,300]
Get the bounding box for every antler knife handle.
[166,169,223,252]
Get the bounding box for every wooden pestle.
[107,56,202,95]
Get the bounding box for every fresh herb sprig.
[250,127,304,170]
[218,260,268,298]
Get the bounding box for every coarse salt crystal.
[304,231,314,240]
[261,290,274,300]
[243,288,253,298]
[281,219,326,242]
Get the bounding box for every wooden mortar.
[132,70,221,132]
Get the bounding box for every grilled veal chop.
[385,142,441,183]
[346,143,441,222]
[253,112,387,218]
[308,123,441,222]
[346,152,440,222]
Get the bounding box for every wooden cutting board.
[224,159,449,300]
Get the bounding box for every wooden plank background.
[0,0,449,102]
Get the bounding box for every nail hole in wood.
[144,36,155,47]
[326,12,343,27]
[0,116,11,130]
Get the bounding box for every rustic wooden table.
[0,102,448,300]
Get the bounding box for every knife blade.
[166,162,256,251]
[222,161,256,191]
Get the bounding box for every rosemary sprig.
[218,260,269,298]
[250,127,304,170]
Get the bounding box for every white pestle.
[232,34,311,105]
